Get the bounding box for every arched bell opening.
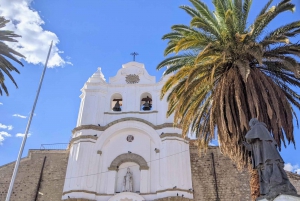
[111,93,123,112]
[140,92,152,111]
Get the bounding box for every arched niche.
[108,153,149,170]
[116,162,141,193]
[140,92,152,111]
[111,93,123,111]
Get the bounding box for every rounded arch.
[108,153,149,170]
[95,120,162,150]
[111,93,123,111]
[140,92,152,111]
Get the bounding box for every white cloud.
[13,114,27,119]
[0,131,12,145]
[16,133,31,137]
[0,123,13,130]
[0,0,72,67]
[284,163,294,171]
[0,102,3,105]
[284,163,300,174]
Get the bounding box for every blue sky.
[0,0,300,173]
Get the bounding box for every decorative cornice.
[104,110,158,115]
[161,138,189,144]
[63,188,192,197]
[160,133,189,144]
[62,189,113,196]
[156,188,193,194]
[69,135,98,145]
[160,133,182,138]
[108,153,149,170]
[138,192,157,195]
[72,117,177,134]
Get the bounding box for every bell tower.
[62,62,193,201]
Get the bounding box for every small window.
[140,93,152,111]
[111,93,123,112]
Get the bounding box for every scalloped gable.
[109,61,156,84]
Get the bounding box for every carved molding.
[160,133,183,138]
[69,135,98,145]
[160,133,189,144]
[104,110,158,115]
[62,189,114,196]
[72,117,178,134]
[125,74,140,84]
[108,153,149,170]
[156,188,193,193]
[161,138,189,144]
[63,188,192,197]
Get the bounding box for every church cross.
[130,52,139,61]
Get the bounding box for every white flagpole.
[5,41,53,201]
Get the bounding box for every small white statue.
[122,168,133,192]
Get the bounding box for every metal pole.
[5,41,53,201]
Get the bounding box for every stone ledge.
[154,197,193,201]
[63,199,96,201]
[0,149,68,169]
[160,133,183,138]
[104,110,158,115]
[69,135,98,145]
[62,190,114,196]
[109,153,149,170]
[156,188,193,194]
[72,117,178,134]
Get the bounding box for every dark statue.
[243,118,297,200]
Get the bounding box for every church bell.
[142,101,151,111]
[113,100,122,111]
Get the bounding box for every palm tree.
[157,0,300,199]
[0,16,25,96]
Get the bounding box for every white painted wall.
[62,62,193,201]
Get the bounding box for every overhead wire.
[0,148,191,184]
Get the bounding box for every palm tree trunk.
[248,165,260,201]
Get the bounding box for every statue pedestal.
[258,194,300,201]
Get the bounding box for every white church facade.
[1,61,299,201]
[62,62,194,201]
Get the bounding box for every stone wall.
[155,197,192,201]
[0,149,68,201]
[287,171,300,193]
[190,144,251,201]
[189,144,300,201]
[0,146,299,201]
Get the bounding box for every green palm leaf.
[157,0,300,199]
[0,16,25,96]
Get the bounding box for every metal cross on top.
[130,52,139,61]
